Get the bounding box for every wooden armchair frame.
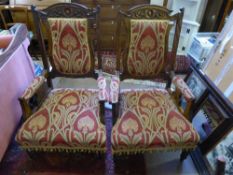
[112,5,186,120]
[16,4,109,159]
[109,5,199,161]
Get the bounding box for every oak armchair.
[16,3,108,154]
[109,4,200,160]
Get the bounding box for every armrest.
[19,76,47,120]
[21,76,46,100]
[109,75,120,103]
[97,74,109,101]
[172,76,195,102]
[172,76,195,119]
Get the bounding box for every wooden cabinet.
[10,0,70,7]
[72,0,149,50]
[8,0,148,51]
[199,0,233,32]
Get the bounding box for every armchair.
[16,3,108,155]
[110,5,199,160]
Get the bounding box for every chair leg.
[180,150,190,162]
[100,101,105,124]
[112,103,119,125]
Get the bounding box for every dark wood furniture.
[0,5,29,29]
[72,0,150,51]
[15,3,110,170]
[188,64,233,175]
[108,4,200,161]
[217,0,233,32]
[200,0,233,32]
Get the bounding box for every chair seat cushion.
[112,89,199,154]
[16,89,106,152]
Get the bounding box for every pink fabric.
[0,38,34,161]
[0,35,14,49]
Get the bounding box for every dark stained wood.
[218,0,233,32]
[72,0,149,51]
[190,148,212,175]
[0,5,29,29]
[199,0,225,32]
[191,64,233,117]
[188,64,233,175]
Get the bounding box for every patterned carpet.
[0,111,145,175]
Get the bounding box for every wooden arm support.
[172,76,195,119]
[19,76,50,120]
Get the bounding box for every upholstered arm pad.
[21,76,46,100]
[109,75,120,103]
[172,76,195,102]
[97,74,109,101]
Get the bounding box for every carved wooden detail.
[32,3,100,86]
[126,5,171,19]
[41,3,99,18]
[116,4,183,80]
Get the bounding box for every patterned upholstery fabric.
[112,89,199,153]
[21,76,45,100]
[97,74,109,101]
[48,18,92,75]
[127,19,169,77]
[109,75,120,103]
[16,89,106,152]
[94,52,191,75]
[172,76,195,102]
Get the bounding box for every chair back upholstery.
[0,6,29,29]
[116,5,183,81]
[32,3,100,81]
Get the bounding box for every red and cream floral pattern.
[97,75,109,101]
[109,75,120,103]
[127,19,169,77]
[16,89,106,152]
[21,76,45,100]
[48,18,92,75]
[172,76,195,102]
[112,89,199,153]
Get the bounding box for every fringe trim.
[112,146,196,155]
[20,145,196,155]
[20,146,106,153]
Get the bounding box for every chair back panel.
[127,19,169,77]
[32,3,99,80]
[116,5,183,81]
[48,18,92,75]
